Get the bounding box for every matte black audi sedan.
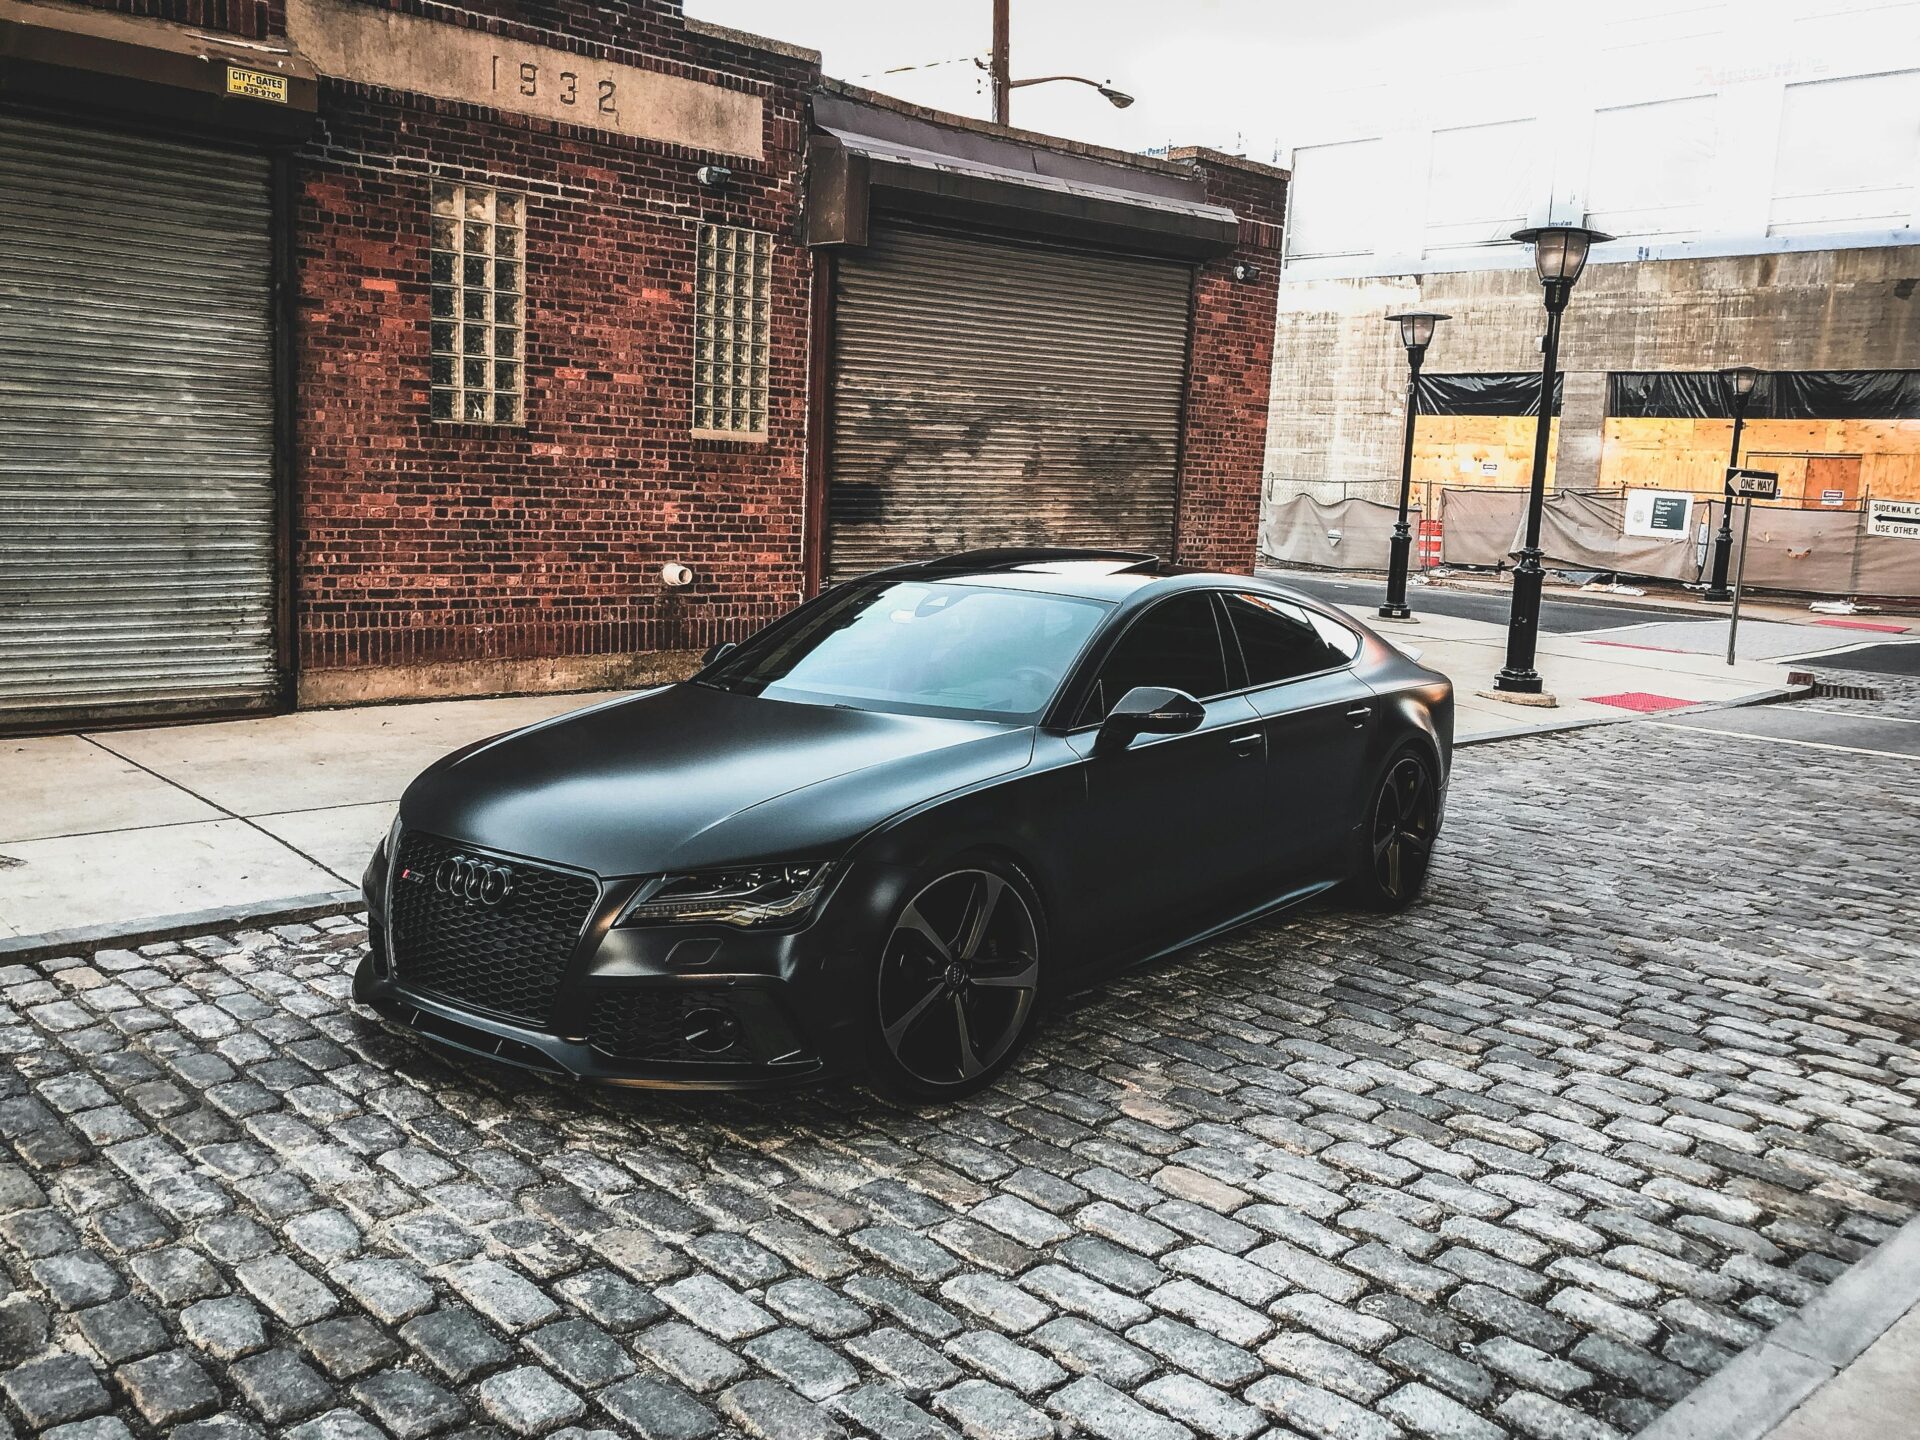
[356,550,1452,1099]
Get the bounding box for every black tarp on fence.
[1608,370,1920,420]
[1416,372,1564,416]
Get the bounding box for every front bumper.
[356,837,903,1090]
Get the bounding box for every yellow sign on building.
[225,66,290,104]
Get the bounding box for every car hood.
[399,683,1035,877]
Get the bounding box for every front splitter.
[351,957,826,1092]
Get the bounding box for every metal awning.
[809,88,1239,260]
[0,0,319,143]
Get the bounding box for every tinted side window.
[1076,594,1230,724]
[1224,593,1355,686]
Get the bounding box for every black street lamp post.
[1381,310,1449,619]
[1494,223,1611,695]
[1703,365,1766,602]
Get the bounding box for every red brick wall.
[54,2,1285,689]
[1169,150,1288,575]
[293,1,818,688]
[70,0,278,39]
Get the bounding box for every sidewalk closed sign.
[1623,491,1693,539]
[1868,498,1920,539]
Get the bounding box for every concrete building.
[1265,0,1920,544]
[0,0,1285,730]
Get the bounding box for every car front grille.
[387,831,599,1028]
[588,989,751,1064]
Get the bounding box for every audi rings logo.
[434,855,515,906]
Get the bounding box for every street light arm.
[1007,75,1135,107]
[1008,73,1104,90]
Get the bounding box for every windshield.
[701,580,1111,721]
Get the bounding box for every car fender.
[1361,674,1454,836]
[820,747,1088,982]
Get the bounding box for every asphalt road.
[1656,702,1920,758]
[1806,642,1920,678]
[1260,569,1712,635]
[1264,573,1920,676]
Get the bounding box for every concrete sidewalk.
[0,693,618,942]
[1355,606,1788,738]
[1641,1214,1920,1440]
[0,606,1799,949]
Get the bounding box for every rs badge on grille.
[432,854,515,906]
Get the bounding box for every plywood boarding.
[1411,415,1920,506]
[1597,418,1920,503]
[1412,415,1560,494]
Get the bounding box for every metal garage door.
[827,220,1192,579]
[0,114,278,728]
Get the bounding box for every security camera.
[1233,262,1262,282]
[695,166,732,188]
[661,562,696,588]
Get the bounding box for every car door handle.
[1345,706,1372,728]
[1228,731,1265,756]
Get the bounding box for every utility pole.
[991,0,1011,125]
[983,1,1133,124]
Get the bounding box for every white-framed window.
[1424,118,1540,252]
[1587,96,1717,240]
[693,223,771,439]
[1284,138,1389,260]
[431,181,524,425]
[1771,69,1920,236]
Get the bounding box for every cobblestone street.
[2,682,1917,1440]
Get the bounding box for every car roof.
[882,549,1311,607]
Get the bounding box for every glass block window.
[430,182,524,425]
[693,224,771,437]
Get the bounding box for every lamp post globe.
[1494,224,1611,695]
[1381,310,1450,620]
[1704,366,1766,602]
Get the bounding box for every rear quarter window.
[1224,592,1358,685]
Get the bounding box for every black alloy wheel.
[872,865,1042,1100]
[1356,750,1439,910]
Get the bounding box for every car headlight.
[615,863,833,929]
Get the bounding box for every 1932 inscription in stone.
[287,0,761,158]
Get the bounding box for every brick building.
[0,0,1286,729]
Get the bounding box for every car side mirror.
[701,640,737,666]
[1096,686,1204,753]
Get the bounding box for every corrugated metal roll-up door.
[828,220,1192,579]
[0,115,278,727]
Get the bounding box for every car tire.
[868,856,1047,1103]
[1346,744,1441,912]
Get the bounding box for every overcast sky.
[682,0,1544,161]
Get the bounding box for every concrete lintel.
[681,14,820,67]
